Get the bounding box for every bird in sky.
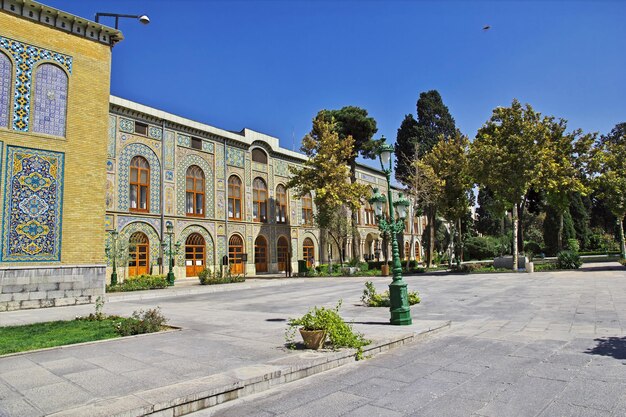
[483,25,491,31]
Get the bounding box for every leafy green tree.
[287,115,370,264]
[591,125,626,259]
[476,187,507,236]
[543,205,576,256]
[317,106,379,261]
[569,192,592,250]
[470,99,547,271]
[395,90,457,267]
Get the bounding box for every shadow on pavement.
[585,337,626,360]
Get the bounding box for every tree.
[476,187,507,236]
[395,90,457,267]
[470,99,547,271]
[591,124,626,259]
[317,107,379,261]
[287,115,369,265]
[422,132,474,263]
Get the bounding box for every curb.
[48,320,451,417]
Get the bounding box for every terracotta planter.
[299,329,327,350]
[381,264,389,276]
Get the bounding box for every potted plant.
[526,251,535,273]
[286,300,370,355]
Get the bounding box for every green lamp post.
[106,230,119,286]
[369,137,413,326]
[161,223,181,286]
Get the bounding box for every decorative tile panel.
[164,130,175,170]
[361,173,376,183]
[165,170,174,182]
[176,154,214,218]
[105,175,114,210]
[226,146,244,168]
[202,141,214,153]
[275,160,289,177]
[117,143,161,214]
[117,215,161,237]
[165,185,174,215]
[104,214,114,230]
[2,146,64,261]
[177,134,190,147]
[119,118,134,133]
[148,126,162,140]
[0,36,72,132]
[215,144,224,179]
[0,52,10,128]
[32,64,68,136]
[106,159,114,172]
[176,224,215,268]
[217,235,226,261]
[107,115,116,158]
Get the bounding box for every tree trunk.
[517,201,525,251]
[618,217,626,260]
[557,211,564,252]
[349,160,360,262]
[428,208,436,268]
[457,217,463,263]
[512,204,519,272]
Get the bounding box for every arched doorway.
[128,232,149,277]
[277,236,289,272]
[254,235,268,273]
[229,234,244,274]
[303,237,315,268]
[404,242,410,260]
[414,241,421,262]
[185,233,205,277]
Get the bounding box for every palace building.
[0,0,425,311]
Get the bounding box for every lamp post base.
[166,271,175,286]
[389,280,412,325]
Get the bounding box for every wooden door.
[277,236,289,272]
[303,238,315,268]
[128,232,149,277]
[185,233,205,277]
[229,235,244,274]
[255,236,268,273]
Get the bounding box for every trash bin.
[298,260,308,275]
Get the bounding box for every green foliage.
[619,258,626,266]
[361,281,421,307]
[569,193,592,250]
[566,238,580,253]
[524,241,542,258]
[106,274,168,292]
[451,263,511,273]
[535,263,558,272]
[358,262,369,271]
[198,268,245,285]
[543,205,576,256]
[115,308,168,336]
[285,300,370,356]
[475,187,507,236]
[464,236,502,260]
[556,251,583,269]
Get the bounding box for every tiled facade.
[0,2,119,311]
[106,98,425,281]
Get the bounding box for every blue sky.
[47,0,626,158]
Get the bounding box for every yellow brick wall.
[0,12,112,266]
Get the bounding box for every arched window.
[302,193,313,226]
[253,178,268,223]
[130,156,150,212]
[0,52,11,128]
[303,238,315,268]
[128,232,149,277]
[276,184,288,224]
[228,175,242,220]
[185,165,205,217]
[185,233,205,277]
[404,242,410,260]
[229,234,244,274]
[277,236,289,272]
[32,63,68,137]
[251,148,267,164]
[414,242,421,261]
[365,202,375,226]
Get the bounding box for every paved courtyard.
[0,263,625,416]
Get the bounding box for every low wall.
[0,265,105,312]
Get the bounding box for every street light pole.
[108,230,119,286]
[94,13,150,29]
[369,137,412,326]
[162,223,181,286]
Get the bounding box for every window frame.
[0,51,12,129]
[276,184,288,224]
[302,193,314,226]
[228,175,243,220]
[253,177,268,223]
[134,121,148,136]
[185,165,205,217]
[129,156,150,213]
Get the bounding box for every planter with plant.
[361,281,421,307]
[285,300,370,358]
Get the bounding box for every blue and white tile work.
[116,142,161,213]
[0,51,10,128]
[1,146,64,261]
[32,63,68,136]
[0,36,72,132]
[226,146,244,168]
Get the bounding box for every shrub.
[535,262,558,272]
[285,300,370,357]
[361,281,420,307]
[566,239,580,253]
[618,258,625,267]
[198,268,245,285]
[463,236,501,261]
[556,250,583,270]
[115,308,168,336]
[524,241,542,257]
[358,262,369,272]
[106,274,168,292]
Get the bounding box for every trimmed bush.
[556,251,583,270]
[106,274,168,292]
[464,236,501,261]
[198,268,245,285]
[566,239,580,253]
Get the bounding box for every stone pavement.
[1,263,625,416]
[192,263,626,417]
[0,275,449,417]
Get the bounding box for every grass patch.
[0,319,122,355]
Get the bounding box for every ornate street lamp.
[106,230,119,286]
[161,223,181,286]
[368,136,413,326]
[94,13,150,29]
